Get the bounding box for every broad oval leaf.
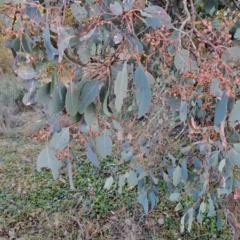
[86,144,100,167]
[37,147,62,180]
[222,47,240,62]
[127,35,143,52]
[216,212,222,231]
[218,159,225,172]
[12,36,31,54]
[142,5,173,29]
[44,23,58,60]
[84,103,97,126]
[134,66,151,118]
[174,49,199,72]
[180,100,188,122]
[233,143,240,152]
[57,27,71,62]
[77,45,91,64]
[229,148,240,168]
[49,128,70,150]
[65,83,80,116]
[112,120,123,132]
[204,0,215,16]
[35,83,51,105]
[173,166,181,186]
[214,91,228,125]
[123,0,134,10]
[148,191,156,209]
[210,78,223,99]
[113,32,123,44]
[118,174,125,194]
[234,28,240,39]
[207,194,216,217]
[127,170,138,187]
[71,4,88,22]
[121,147,134,160]
[193,157,202,170]
[13,55,37,80]
[110,2,123,16]
[208,151,219,167]
[229,100,240,127]
[186,207,194,232]
[104,176,114,190]
[175,202,183,211]
[48,79,67,115]
[181,162,188,182]
[95,130,112,158]
[114,61,128,111]
[22,92,35,106]
[169,192,181,202]
[137,192,148,214]
[180,146,191,155]
[78,81,99,114]
[79,27,96,41]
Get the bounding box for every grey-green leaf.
[86,144,100,167]
[148,191,156,209]
[180,100,188,122]
[229,148,240,168]
[84,103,97,126]
[210,78,222,99]
[222,47,240,62]
[169,192,181,202]
[173,166,182,186]
[229,100,240,127]
[78,81,99,114]
[142,6,173,29]
[57,27,71,62]
[114,61,128,111]
[65,159,75,190]
[137,193,148,214]
[110,2,123,16]
[71,4,88,23]
[104,176,113,190]
[204,0,215,16]
[174,49,199,71]
[216,212,222,231]
[95,130,112,158]
[49,128,70,150]
[127,170,138,187]
[37,147,62,180]
[208,151,219,168]
[187,207,194,232]
[207,194,216,217]
[48,80,67,115]
[234,28,240,39]
[181,162,188,182]
[134,66,151,118]
[233,143,240,152]
[65,83,80,116]
[35,83,51,105]
[112,120,123,132]
[44,23,58,60]
[214,91,228,125]
[118,174,125,194]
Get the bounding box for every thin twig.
[178,0,191,50]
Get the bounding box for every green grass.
[0,131,234,239]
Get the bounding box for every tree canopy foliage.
[2,0,240,233]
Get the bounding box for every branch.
[232,0,240,11]
[178,0,191,50]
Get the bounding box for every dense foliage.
[2,0,240,233]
